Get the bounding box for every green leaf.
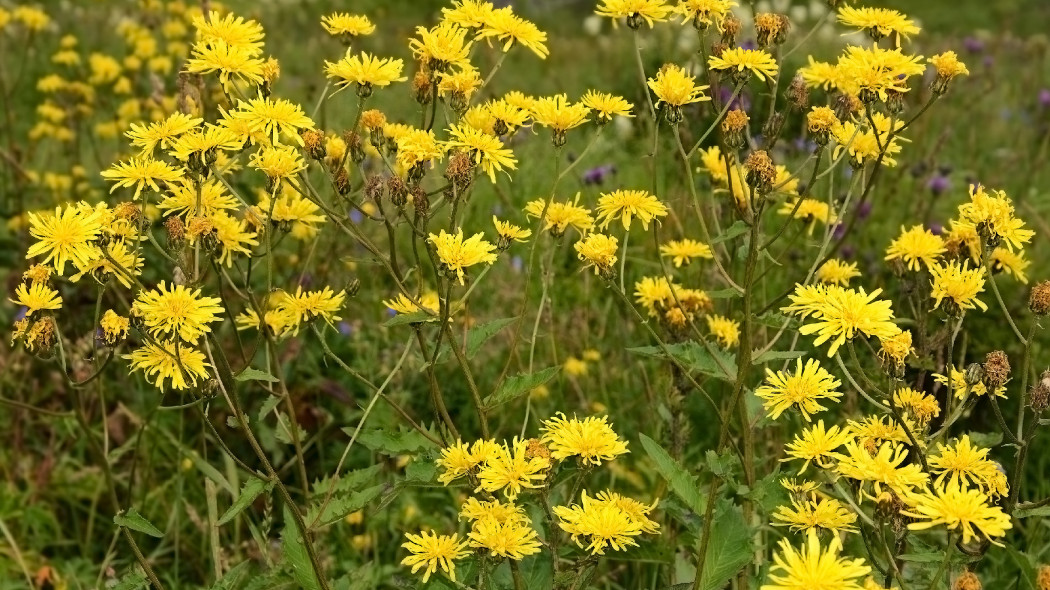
[383,310,434,327]
[705,288,743,300]
[704,450,740,482]
[110,568,148,590]
[710,220,749,245]
[405,460,438,483]
[281,507,321,590]
[751,350,806,365]
[966,431,1003,449]
[1013,504,1050,519]
[484,366,560,409]
[306,484,385,527]
[638,434,705,514]
[235,367,279,383]
[209,562,254,590]
[354,427,438,455]
[311,465,384,497]
[898,552,946,563]
[696,500,753,590]
[627,342,736,382]
[426,317,516,367]
[218,476,273,526]
[114,508,163,538]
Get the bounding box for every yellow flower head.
[383,291,441,317]
[905,482,1012,545]
[893,386,940,427]
[436,439,499,485]
[877,328,913,370]
[708,47,779,82]
[595,0,674,28]
[324,50,406,91]
[540,413,629,465]
[524,194,594,236]
[595,189,669,231]
[446,124,517,182]
[442,0,495,28]
[428,230,498,284]
[193,11,265,53]
[707,314,740,348]
[132,281,224,343]
[476,438,550,498]
[400,531,470,583]
[581,90,634,123]
[320,13,375,38]
[10,282,62,317]
[26,204,104,274]
[574,233,619,275]
[764,529,871,589]
[249,144,306,182]
[100,310,130,344]
[530,94,591,135]
[837,6,920,43]
[410,23,472,70]
[929,260,987,314]
[185,39,264,87]
[755,358,842,421]
[929,51,969,86]
[958,184,1033,251]
[782,284,898,357]
[477,6,549,59]
[230,97,315,146]
[836,441,929,498]
[816,258,860,286]
[492,216,532,247]
[660,239,713,267]
[647,64,710,108]
[929,435,1007,496]
[395,128,446,171]
[467,515,543,560]
[674,0,737,31]
[554,490,648,554]
[125,340,211,392]
[101,156,184,199]
[784,420,853,472]
[772,495,858,535]
[990,247,1030,284]
[835,45,925,103]
[125,112,203,155]
[885,225,945,271]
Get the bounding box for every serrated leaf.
[354,427,437,455]
[627,342,736,382]
[274,411,308,446]
[710,220,749,245]
[383,310,434,327]
[704,450,740,482]
[114,508,163,538]
[639,434,705,514]
[696,501,752,590]
[306,484,385,527]
[705,288,743,300]
[281,506,321,590]
[425,317,516,367]
[311,465,384,497]
[405,460,438,483]
[484,366,560,409]
[1013,505,1050,519]
[218,476,273,526]
[751,350,806,365]
[235,368,279,383]
[210,562,253,590]
[257,394,281,421]
[110,567,148,590]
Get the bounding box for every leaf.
[695,500,753,590]
[209,562,253,590]
[966,431,1003,449]
[484,366,560,409]
[425,317,516,367]
[898,552,946,563]
[110,568,148,590]
[311,465,384,497]
[306,484,385,527]
[218,476,273,526]
[627,342,736,382]
[638,434,705,514]
[704,450,740,482]
[1013,505,1050,519]
[114,508,163,538]
[705,288,743,300]
[235,367,279,383]
[751,350,806,365]
[383,310,434,327]
[354,427,438,456]
[710,220,749,245]
[281,506,321,590]
[405,460,438,483]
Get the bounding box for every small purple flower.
[349,209,363,224]
[963,37,985,53]
[833,223,846,240]
[841,245,856,260]
[298,273,313,288]
[718,86,750,111]
[15,306,28,321]
[582,164,616,185]
[929,223,944,235]
[386,307,397,317]
[927,175,950,196]
[338,321,353,336]
[1039,89,1050,109]
[741,40,757,51]
[857,201,873,221]
[511,256,524,273]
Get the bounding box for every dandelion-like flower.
[595,0,674,28]
[761,529,870,590]
[755,358,842,421]
[554,490,647,554]
[835,45,925,103]
[530,94,590,143]
[446,124,517,182]
[428,230,498,285]
[595,189,669,231]
[905,483,1012,545]
[477,7,549,59]
[836,441,929,498]
[125,340,211,392]
[929,260,987,314]
[990,247,1030,283]
[442,0,495,28]
[185,40,264,87]
[100,310,130,344]
[581,90,634,123]
[885,225,945,271]
[708,47,779,82]
[540,413,629,465]
[400,531,470,583]
[125,112,202,155]
[784,420,852,472]
[476,438,550,498]
[193,11,265,52]
[893,386,940,426]
[837,6,920,43]
[101,156,184,199]
[524,195,595,236]
[324,50,406,92]
[250,145,306,183]
[410,23,472,70]
[492,216,531,248]
[10,282,62,317]
[674,0,737,30]
[575,233,619,276]
[707,314,739,348]
[957,184,1033,251]
[320,13,375,38]
[877,328,913,371]
[467,516,543,560]
[132,282,224,343]
[26,205,104,274]
[660,239,713,267]
[816,259,860,286]
[231,97,315,146]
[437,439,499,485]
[772,496,858,535]
[647,64,710,108]
[928,435,1005,494]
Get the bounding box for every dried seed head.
[412,185,429,216]
[965,363,984,388]
[27,317,56,352]
[762,112,786,146]
[361,109,386,131]
[525,438,551,463]
[413,70,433,105]
[364,174,384,201]
[302,129,326,161]
[755,13,790,47]
[721,15,741,44]
[744,150,776,195]
[807,106,840,146]
[982,350,1011,388]
[953,571,982,590]
[334,167,352,196]
[387,176,408,207]
[1030,280,1050,315]
[165,215,185,244]
[787,75,809,110]
[1030,370,1050,413]
[114,201,141,222]
[722,109,749,149]
[343,130,365,163]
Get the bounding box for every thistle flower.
[905,483,1012,545]
[755,358,842,421]
[595,189,668,231]
[660,239,713,267]
[574,233,619,276]
[762,529,870,590]
[400,531,470,583]
[540,413,629,465]
[10,282,62,317]
[132,282,224,343]
[125,340,210,392]
[930,260,987,314]
[885,225,946,271]
[708,47,779,82]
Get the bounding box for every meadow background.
[3,0,1050,589]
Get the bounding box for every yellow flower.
[442,0,495,28]
[905,483,1012,545]
[492,216,531,247]
[530,94,591,136]
[10,282,62,317]
[816,259,860,286]
[554,490,647,554]
[524,194,594,236]
[12,6,50,31]
[160,180,239,218]
[467,516,543,560]
[836,441,929,498]
[250,145,306,183]
[428,230,498,285]
[485,99,530,132]
[848,415,912,449]
[185,39,264,87]
[885,225,945,271]
[934,366,1004,400]
[101,156,184,199]
[230,97,315,146]
[835,45,925,103]
[782,284,898,357]
[540,413,629,465]
[286,286,346,324]
[446,124,517,182]
[660,239,713,267]
[477,6,549,59]
[674,0,737,30]
[400,531,470,583]
[409,23,472,70]
[708,47,779,82]
[957,184,1033,251]
[990,247,1029,283]
[395,128,446,170]
[707,314,739,348]
[807,106,841,136]
[574,233,619,275]
[384,291,441,317]
[928,435,1007,495]
[755,358,842,422]
[256,185,326,236]
[929,51,969,85]
[778,198,836,234]
[647,64,710,108]
[436,439,499,485]
[320,13,375,38]
[595,189,669,231]
[772,496,858,535]
[837,6,920,43]
[784,420,852,472]
[193,11,265,53]
[169,124,243,163]
[930,260,987,313]
[26,205,104,274]
[100,310,130,344]
[595,0,674,28]
[132,282,224,343]
[800,58,845,91]
[324,50,406,92]
[437,63,483,103]
[762,529,870,590]
[580,90,634,122]
[125,340,210,392]
[893,386,940,427]
[459,496,528,524]
[877,328,913,370]
[476,438,550,498]
[125,112,202,155]
[22,264,52,285]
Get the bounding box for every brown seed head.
[953,571,981,590]
[1030,280,1050,315]
[982,350,1011,388]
